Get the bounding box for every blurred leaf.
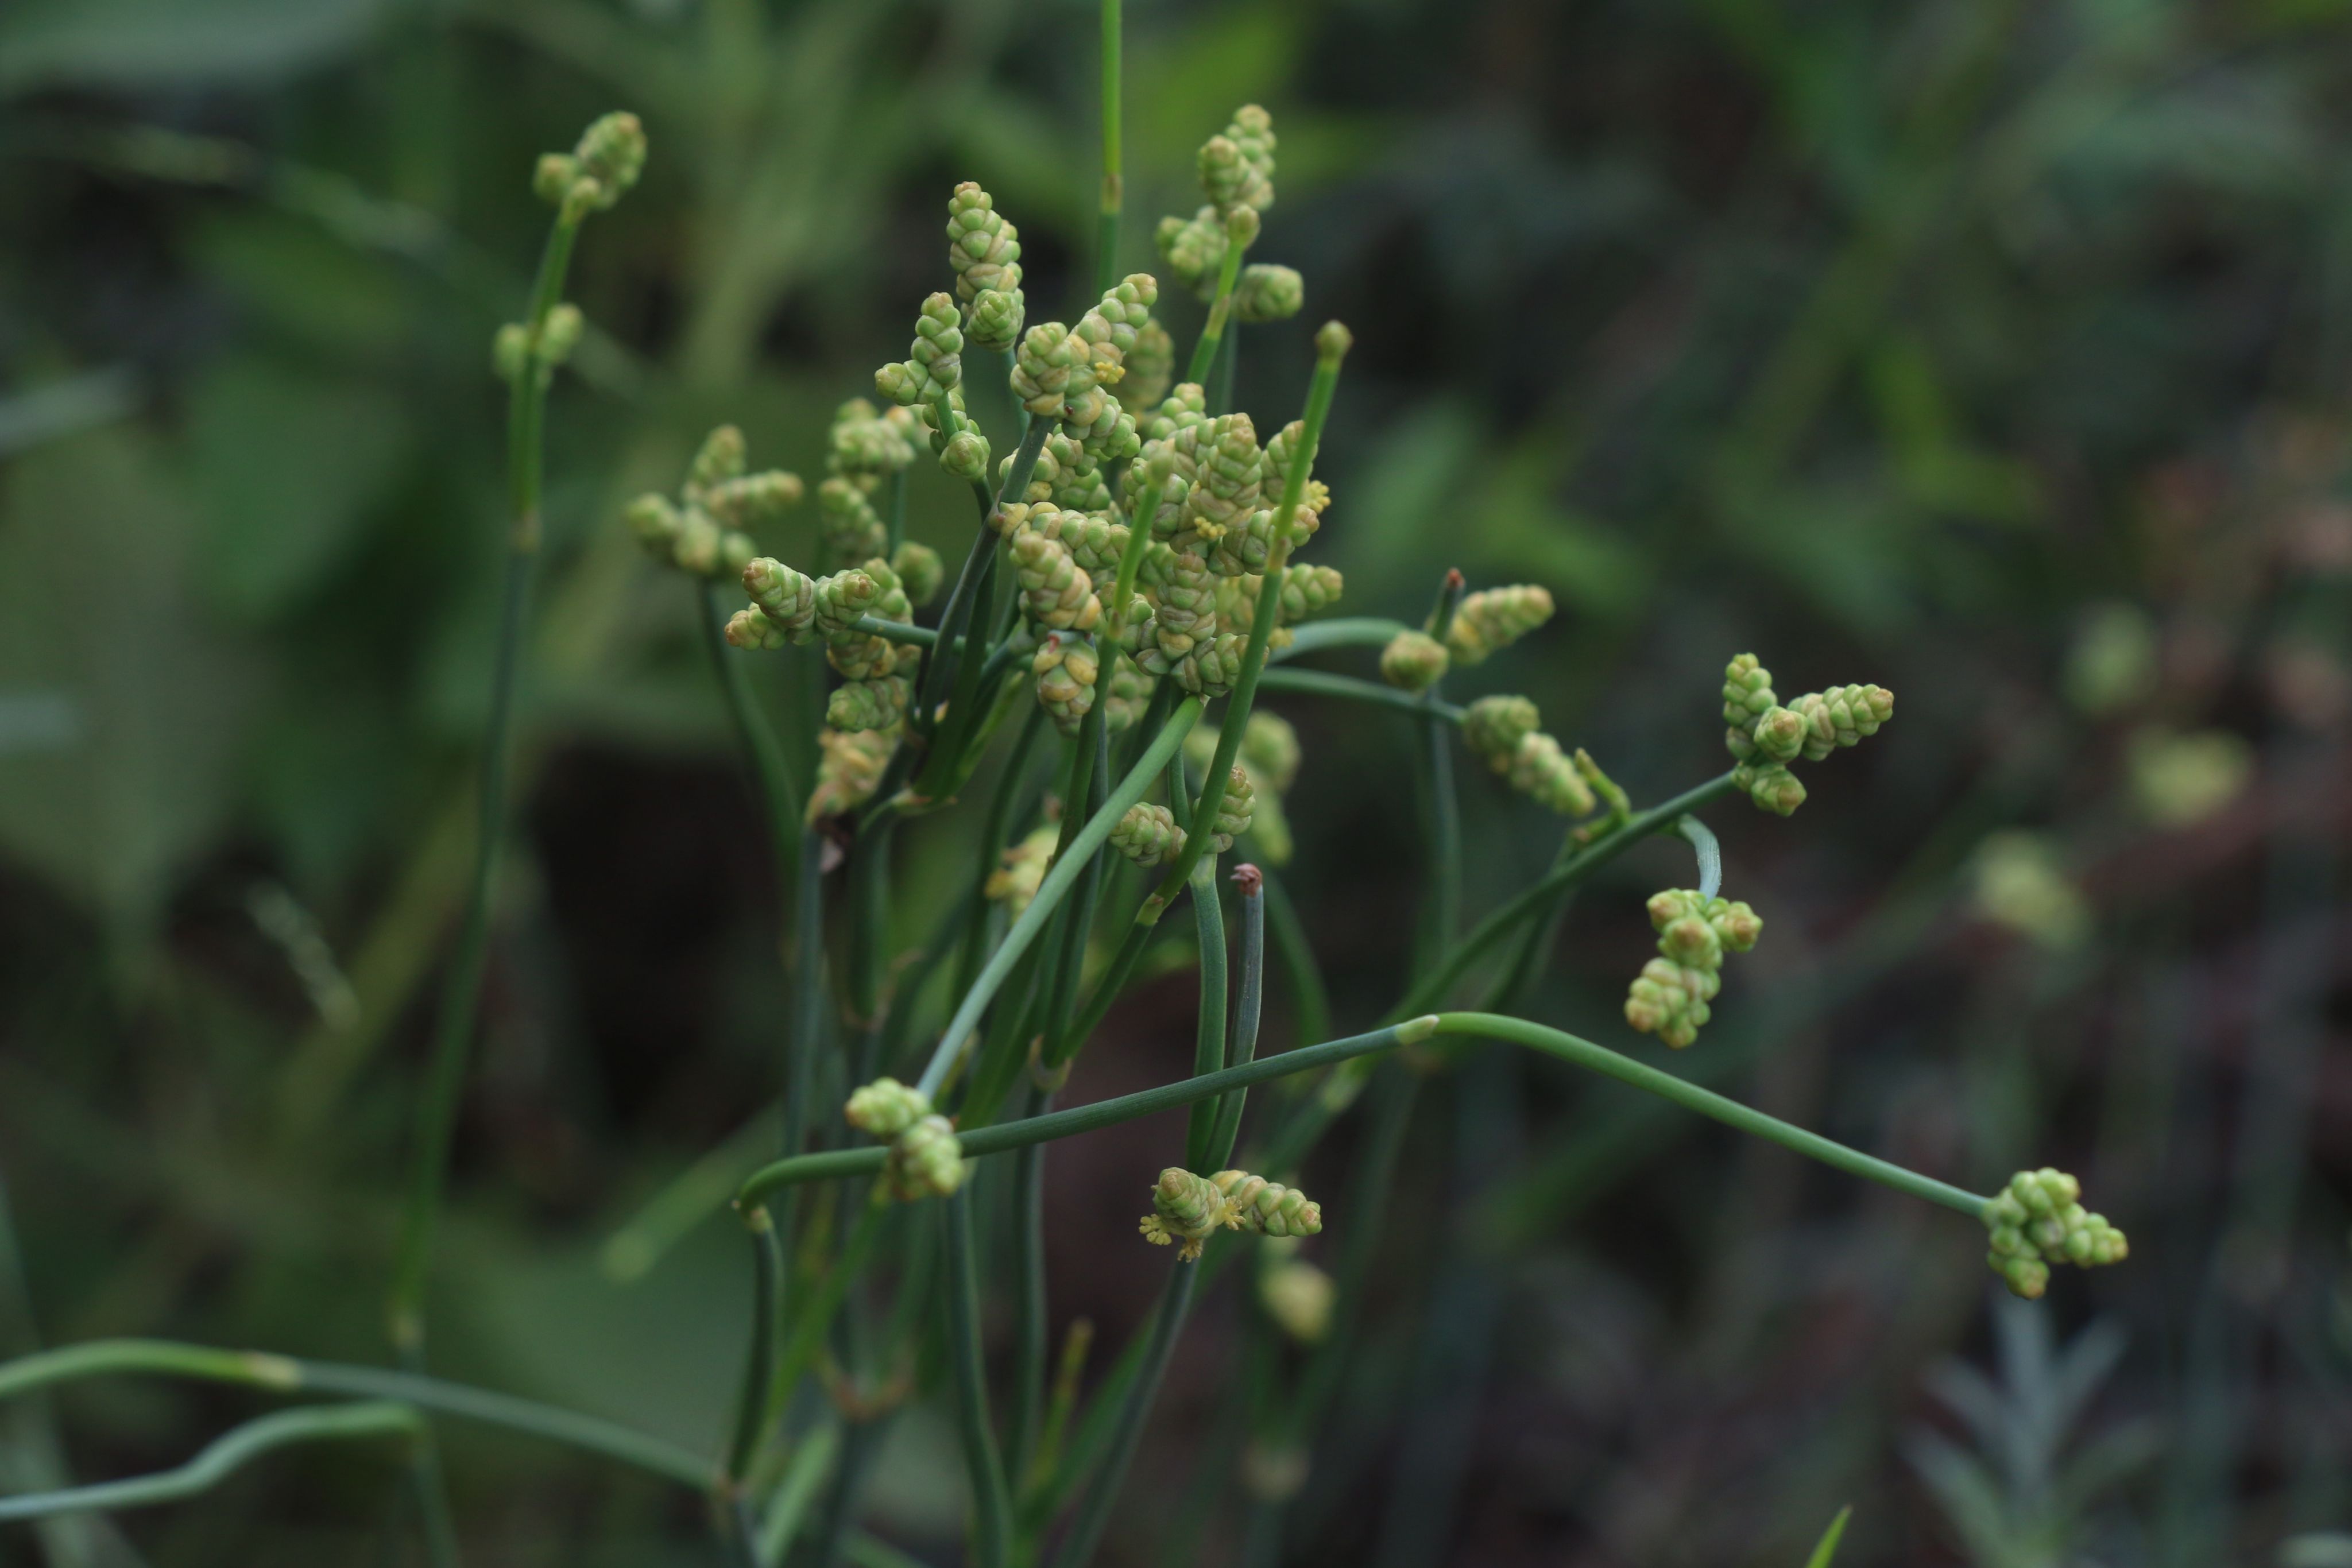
[1802,1504,1852,1568]
[189,356,409,622]
[185,210,421,361]
[0,368,142,459]
[0,428,260,939]
[0,0,394,95]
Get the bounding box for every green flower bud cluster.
[1010,435,1116,512]
[1110,802,1185,867]
[730,556,820,649]
[1104,662,1158,733]
[817,477,888,568]
[1181,710,1304,864]
[1234,263,1305,324]
[1002,503,1128,579]
[1204,764,1255,853]
[1179,415,1266,543]
[1076,274,1159,386]
[807,726,894,823]
[827,674,911,734]
[625,425,805,581]
[1444,584,1554,665]
[875,293,964,408]
[1622,889,1762,1050]
[883,1114,970,1201]
[532,111,647,219]
[889,539,945,606]
[1032,633,1100,734]
[1139,1161,1318,1261]
[826,398,918,486]
[1719,655,1896,816]
[985,822,1060,916]
[1981,1168,2128,1299]
[1208,501,1322,577]
[1124,318,1175,412]
[1012,531,1103,632]
[945,183,1024,350]
[844,1077,930,1138]
[1156,106,1277,299]
[1460,695,1605,819]
[493,304,586,387]
[1382,629,1450,692]
[1011,321,1098,425]
[805,559,914,681]
[1155,207,1229,299]
[1258,1251,1334,1343]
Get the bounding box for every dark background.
[2,0,2350,1563]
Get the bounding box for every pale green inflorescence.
[1032,633,1100,734]
[1110,802,1185,867]
[1719,654,1896,816]
[532,110,647,219]
[1622,889,1763,1050]
[1444,583,1554,665]
[1380,629,1450,692]
[946,181,1024,350]
[626,424,804,582]
[1981,1168,2128,1298]
[1139,1160,1318,1261]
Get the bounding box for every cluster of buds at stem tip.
[1139,1166,1321,1261]
[842,1078,969,1202]
[626,425,805,582]
[1032,633,1099,734]
[986,822,1060,916]
[1185,713,1301,862]
[1623,888,1762,1049]
[945,182,1024,352]
[493,304,583,388]
[1460,694,1619,822]
[1155,106,1278,298]
[1981,1168,2127,1298]
[1720,654,1895,816]
[875,293,964,409]
[1444,584,1554,665]
[531,110,646,220]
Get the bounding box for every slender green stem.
[787,827,826,1159]
[0,1401,423,1522]
[756,1419,841,1563]
[1181,851,1230,1172]
[1266,616,1413,661]
[1184,242,1248,386]
[700,580,805,869]
[765,1193,891,1416]
[0,1339,717,1488]
[1678,814,1722,901]
[1418,710,1461,968]
[390,210,583,1366]
[1255,667,1464,722]
[1108,477,1166,624]
[914,699,1204,1100]
[407,1428,463,1568]
[744,1023,1421,1205]
[855,616,939,649]
[1095,0,1123,297]
[1208,323,1239,416]
[1434,1013,1989,1213]
[1206,869,1266,1171]
[956,703,1049,1003]
[1046,1263,1197,1568]
[1007,1086,1053,1481]
[943,1193,1012,1568]
[723,1211,783,1486]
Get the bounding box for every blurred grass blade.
[1802,1505,1851,1568]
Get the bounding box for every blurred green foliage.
[3,0,2352,1563]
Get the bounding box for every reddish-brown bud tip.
[1231,863,1264,896]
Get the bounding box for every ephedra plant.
[0,11,2126,1565]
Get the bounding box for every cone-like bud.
[1508,732,1597,816]
[538,304,585,366]
[1012,531,1102,631]
[910,292,964,398]
[725,604,788,651]
[967,285,1024,353]
[1073,274,1159,386]
[1209,504,1319,577]
[538,112,646,215]
[1235,264,1304,323]
[1980,1168,2127,1298]
[1748,705,1807,764]
[1151,631,1250,696]
[1111,802,1186,866]
[701,470,806,529]
[1382,630,1450,692]
[1445,584,1555,665]
[807,727,894,822]
[817,477,888,567]
[1790,683,1895,760]
[1622,957,1719,1050]
[844,1077,930,1139]
[1068,399,1141,466]
[1104,663,1157,733]
[1734,761,1806,816]
[1212,1170,1321,1236]
[1275,564,1343,623]
[1011,321,1100,421]
[1206,764,1254,853]
[885,540,942,607]
[940,428,991,482]
[1151,549,1217,660]
[1013,503,1129,578]
[1140,1167,1238,1260]
[1259,1257,1334,1342]
[1155,206,1227,297]
[1179,415,1264,543]
[884,1113,970,1201]
[1463,695,1540,771]
[946,182,1023,305]
[985,823,1059,916]
[626,492,682,556]
[1623,891,1759,1050]
[744,557,819,644]
[688,425,746,491]
[1241,711,1302,795]
[826,398,917,485]
[828,675,911,734]
[1124,318,1175,411]
[812,567,902,680]
[1722,653,1778,760]
[1032,633,1100,734]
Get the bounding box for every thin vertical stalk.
[787,828,827,1160]
[1208,326,1239,417]
[1184,242,1248,386]
[389,209,582,1366]
[405,1429,463,1568]
[697,580,806,870]
[1181,851,1230,1174]
[1677,814,1722,900]
[1046,1261,1198,1568]
[723,1211,783,1487]
[1007,1084,1053,1480]
[1095,0,1123,298]
[1206,868,1266,1171]
[944,1192,1012,1568]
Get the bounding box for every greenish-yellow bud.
[1445,584,1555,665]
[1032,633,1100,734]
[889,540,944,607]
[1462,695,1539,771]
[844,1077,930,1138]
[1507,731,1598,816]
[1258,1257,1333,1342]
[1790,684,1894,760]
[1235,264,1304,324]
[1735,761,1806,816]
[1212,1169,1321,1237]
[884,1114,969,1201]
[1208,764,1254,853]
[827,675,911,734]
[1012,530,1101,632]
[946,181,1023,304]
[570,111,647,208]
[967,285,1025,353]
[743,557,819,643]
[1380,630,1450,692]
[1124,318,1175,411]
[1110,802,1186,866]
[538,303,584,366]
[940,428,991,482]
[1315,320,1353,362]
